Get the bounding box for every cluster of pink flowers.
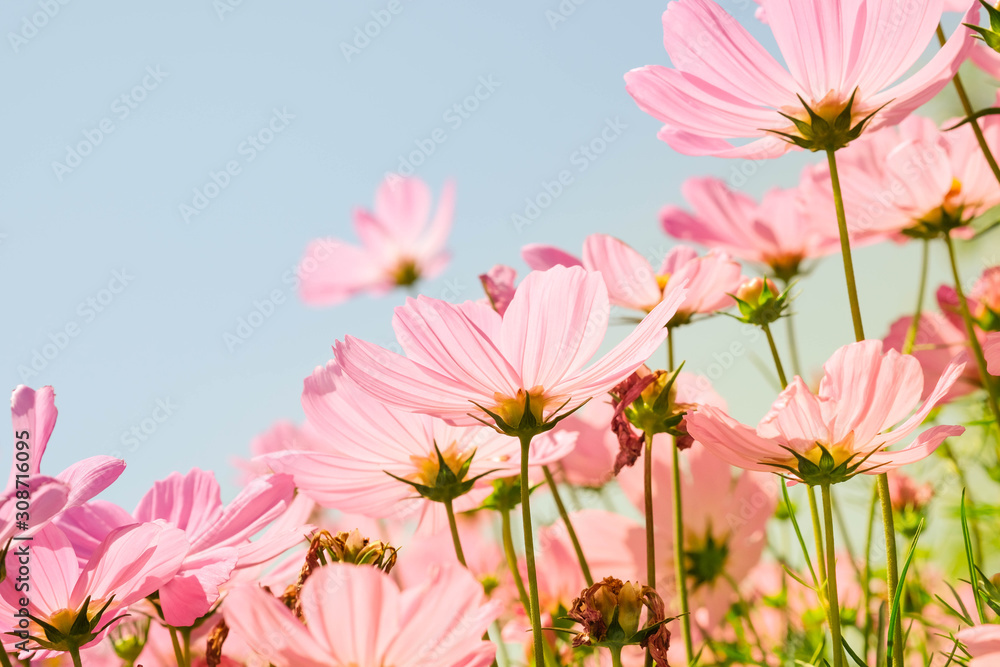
[12,1,1000,665]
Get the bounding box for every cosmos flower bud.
[29,595,120,654]
[568,577,673,664]
[108,615,150,664]
[731,277,791,327]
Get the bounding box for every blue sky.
[1,0,993,508]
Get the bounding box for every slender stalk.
[518,434,546,666]
[781,482,819,587]
[941,441,984,564]
[783,305,803,378]
[611,647,625,667]
[644,430,657,667]
[808,488,829,604]
[182,628,192,666]
[543,466,593,586]
[0,650,12,667]
[937,25,1000,187]
[902,240,930,355]
[821,485,847,667]
[68,648,84,667]
[876,473,903,667]
[826,148,865,341]
[445,497,468,567]
[670,433,694,663]
[500,506,531,615]
[763,323,788,388]
[169,627,189,667]
[862,484,878,660]
[944,232,1000,426]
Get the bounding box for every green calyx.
[385,441,496,503]
[21,595,120,653]
[767,90,883,152]
[728,279,793,327]
[618,365,688,437]
[766,443,880,486]
[469,391,585,439]
[901,205,969,240]
[109,616,150,663]
[685,532,730,589]
[966,1,1000,52]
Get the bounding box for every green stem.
[644,430,657,667]
[445,497,468,567]
[763,323,788,389]
[781,482,819,587]
[826,148,865,342]
[182,627,192,666]
[68,648,83,667]
[169,627,188,667]
[944,232,1000,426]
[0,650,13,667]
[902,240,930,355]
[500,506,532,615]
[876,473,904,667]
[783,302,803,378]
[670,433,694,663]
[937,25,1000,187]
[942,441,984,564]
[543,466,593,586]
[611,646,625,667]
[518,434,546,666]
[862,483,878,661]
[808,487,829,607]
[821,485,847,667]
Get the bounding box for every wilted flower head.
[568,577,672,663]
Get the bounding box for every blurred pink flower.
[660,177,842,280]
[1,386,125,546]
[260,359,574,529]
[625,0,978,158]
[802,113,1000,240]
[55,469,301,628]
[884,312,981,402]
[523,237,742,323]
[959,625,1000,666]
[226,562,499,667]
[335,265,685,430]
[298,176,454,306]
[886,470,933,513]
[0,522,187,656]
[987,332,1000,375]
[480,264,518,316]
[686,340,965,483]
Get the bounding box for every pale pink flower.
[626,0,978,158]
[335,265,686,430]
[552,400,619,487]
[803,113,1000,240]
[480,264,518,316]
[884,311,981,402]
[0,522,187,655]
[886,470,934,513]
[660,177,843,280]
[959,625,1000,666]
[55,469,301,627]
[298,176,454,306]
[987,332,1000,375]
[972,41,1000,80]
[523,237,742,322]
[260,359,574,528]
[232,419,327,483]
[686,340,966,483]
[226,563,499,667]
[1,386,125,546]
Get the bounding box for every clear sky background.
[1,0,996,509]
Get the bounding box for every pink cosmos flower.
[625,0,979,158]
[972,41,1000,80]
[659,177,843,280]
[298,176,454,306]
[986,332,1000,376]
[480,264,518,316]
[1,386,125,546]
[959,625,1000,666]
[232,419,328,483]
[0,522,187,656]
[335,265,686,430]
[686,340,966,483]
[803,113,1000,240]
[54,469,301,627]
[226,562,500,667]
[884,312,981,402]
[260,359,575,528]
[522,237,742,323]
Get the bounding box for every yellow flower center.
[408,440,470,486]
[492,387,550,427]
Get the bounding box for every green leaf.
[842,636,867,667]
[886,519,923,665]
[961,489,988,623]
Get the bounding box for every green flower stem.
[518,433,546,666]
[861,484,878,660]
[902,240,930,355]
[68,648,84,667]
[944,232,1000,426]
[0,650,13,667]
[937,25,1000,187]
[542,466,593,586]
[807,487,829,605]
[821,484,847,667]
[644,429,657,667]
[500,506,532,616]
[670,432,694,663]
[611,646,625,667]
[826,148,865,342]
[876,473,904,667]
[783,303,803,378]
[169,627,189,667]
[763,323,788,389]
[445,497,468,567]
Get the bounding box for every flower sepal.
[768,443,879,486]
[385,442,497,503]
[25,595,119,653]
[769,90,883,152]
[728,277,792,327]
[966,0,1000,52]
